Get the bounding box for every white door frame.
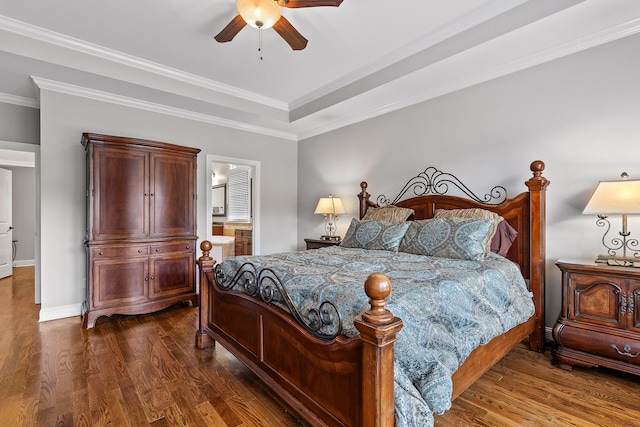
[0,140,40,302]
[206,154,260,255]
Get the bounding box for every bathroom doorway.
[206,155,259,262]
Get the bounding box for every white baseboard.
[545,326,554,344]
[13,259,35,267]
[39,303,82,323]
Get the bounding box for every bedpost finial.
[530,160,545,177]
[526,160,549,191]
[199,240,213,261]
[360,181,368,191]
[362,273,394,325]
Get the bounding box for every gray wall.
[0,103,40,144]
[298,33,640,328]
[4,166,36,265]
[37,90,297,321]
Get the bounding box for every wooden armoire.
[82,133,200,328]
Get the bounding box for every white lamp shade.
[237,0,281,29]
[315,197,346,215]
[583,179,640,215]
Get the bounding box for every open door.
[0,168,13,279]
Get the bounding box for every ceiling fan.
[214,0,344,51]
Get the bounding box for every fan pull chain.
[258,28,263,60]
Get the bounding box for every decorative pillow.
[434,208,502,257]
[490,220,518,257]
[398,218,494,260]
[340,218,410,252]
[362,205,414,224]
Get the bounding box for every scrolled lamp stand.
[594,214,640,266]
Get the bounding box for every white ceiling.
[0,0,639,141]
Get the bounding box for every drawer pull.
[145,277,149,281]
[610,344,640,358]
[138,249,143,253]
[150,276,155,280]
[99,251,104,255]
[186,245,190,249]
[156,248,161,252]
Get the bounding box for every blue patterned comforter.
[215,246,534,426]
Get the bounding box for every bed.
[195,160,549,426]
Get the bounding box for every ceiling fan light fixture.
[237,0,281,29]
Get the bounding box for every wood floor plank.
[4,266,640,427]
[196,400,228,427]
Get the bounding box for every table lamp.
[315,195,346,241]
[583,172,640,267]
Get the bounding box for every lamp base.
[595,255,640,268]
[320,235,341,242]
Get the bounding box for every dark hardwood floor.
[2,266,640,426]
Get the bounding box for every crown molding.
[0,92,39,108]
[0,15,287,111]
[0,159,35,167]
[31,76,298,141]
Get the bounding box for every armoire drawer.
[91,245,149,258]
[150,241,195,254]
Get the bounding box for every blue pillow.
[398,218,494,260]
[340,219,410,252]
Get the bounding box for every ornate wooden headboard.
[358,161,548,278]
[358,160,549,351]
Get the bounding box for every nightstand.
[552,259,640,375]
[304,238,341,250]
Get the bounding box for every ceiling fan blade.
[214,15,247,43]
[277,0,343,8]
[272,16,308,50]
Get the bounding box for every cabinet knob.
[99,251,104,255]
[145,277,149,281]
[138,249,142,253]
[150,276,155,280]
[156,248,161,252]
[186,245,190,249]
[144,192,149,196]
[150,193,155,196]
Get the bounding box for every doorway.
[0,141,39,302]
[206,155,260,260]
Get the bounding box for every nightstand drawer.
[304,238,341,250]
[555,322,640,365]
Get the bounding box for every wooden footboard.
[196,242,402,427]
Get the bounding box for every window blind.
[227,168,251,221]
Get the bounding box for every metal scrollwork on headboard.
[214,262,343,340]
[376,166,507,206]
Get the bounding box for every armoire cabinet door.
[150,153,195,238]
[149,252,195,300]
[92,147,149,240]
[91,257,148,309]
